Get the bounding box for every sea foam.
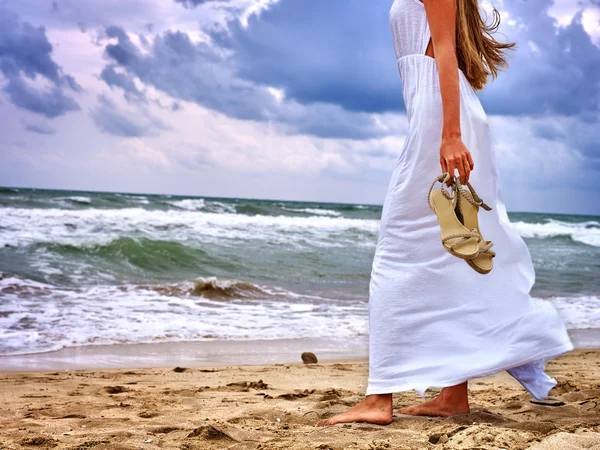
[510,219,600,247]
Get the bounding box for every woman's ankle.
[439,382,469,403]
[365,393,393,405]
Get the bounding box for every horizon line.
[1,184,597,217]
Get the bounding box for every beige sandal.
[428,173,481,260]
[454,179,495,274]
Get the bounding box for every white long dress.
[365,0,574,399]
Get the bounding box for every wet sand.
[1,349,599,450]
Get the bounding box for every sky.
[0,0,599,215]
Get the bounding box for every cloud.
[174,0,224,7]
[100,64,146,102]
[532,121,567,141]
[4,77,80,118]
[99,0,599,128]
[173,0,281,28]
[0,7,81,118]
[23,121,56,135]
[98,24,396,139]
[212,0,599,121]
[481,5,600,119]
[184,0,599,121]
[207,1,401,114]
[91,94,167,137]
[89,0,598,192]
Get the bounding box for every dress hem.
[364,341,574,397]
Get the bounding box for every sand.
[1,349,599,450]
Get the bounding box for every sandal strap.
[454,178,492,211]
[442,231,480,242]
[480,240,494,252]
[466,181,492,211]
[428,173,457,212]
[442,230,481,250]
[480,240,496,257]
[447,238,471,251]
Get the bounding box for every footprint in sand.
[104,386,128,394]
[186,424,237,442]
[225,380,270,391]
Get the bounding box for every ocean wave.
[209,201,236,214]
[159,198,234,213]
[167,199,206,211]
[534,295,600,330]
[33,237,216,279]
[511,220,600,247]
[0,187,20,194]
[0,275,367,356]
[48,196,95,209]
[0,207,379,249]
[107,194,150,205]
[0,272,52,295]
[281,207,342,217]
[64,196,92,204]
[233,204,275,216]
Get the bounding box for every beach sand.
[1,349,599,450]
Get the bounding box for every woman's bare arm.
[422,0,474,185]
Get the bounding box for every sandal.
[454,178,495,274]
[428,173,481,260]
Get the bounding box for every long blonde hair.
[455,0,516,90]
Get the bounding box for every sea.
[0,187,599,358]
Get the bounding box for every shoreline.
[0,337,370,372]
[1,328,598,373]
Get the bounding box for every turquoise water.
[0,187,598,355]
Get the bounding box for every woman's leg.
[314,393,393,427]
[396,381,471,417]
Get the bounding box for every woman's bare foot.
[395,381,470,417]
[315,393,393,427]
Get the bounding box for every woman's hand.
[439,135,474,186]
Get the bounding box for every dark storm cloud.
[210,0,599,119]
[101,26,276,120]
[0,7,80,118]
[102,0,597,133]
[482,6,600,119]
[208,0,402,114]
[98,24,390,139]
[100,65,146,102]
[91,94,167,137]
[93,0,598,191]
[4,77,80,118]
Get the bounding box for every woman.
[316,0,573,427]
